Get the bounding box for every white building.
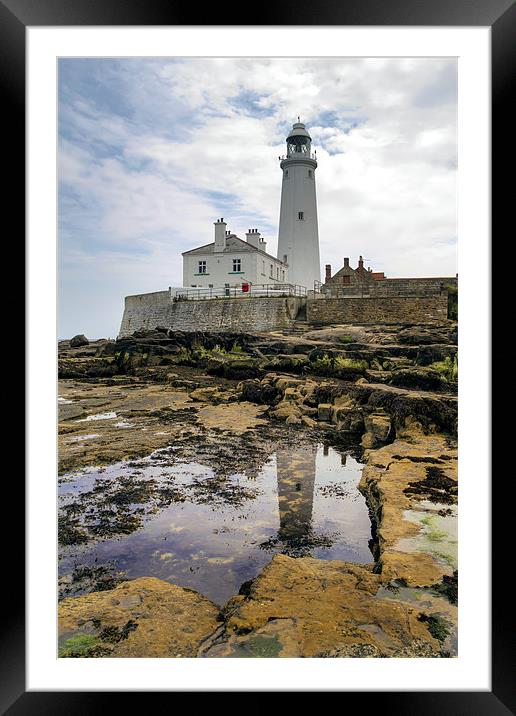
[182,219,289,291]
[277,121,321,289]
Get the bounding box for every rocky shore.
[58,321,458,658]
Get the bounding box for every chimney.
[325,264,332,281]
[343,257,349,268]
[214,218,227,252]
[246,228,261,250]
[358,255,364,269]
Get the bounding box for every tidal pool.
[59,442,373,605]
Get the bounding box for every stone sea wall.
[306,295,449,325]
[324,276,457,298]
[119,292,304,337]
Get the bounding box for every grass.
[310,352,368,376]
[59,634,107,658]
[337,335,354,344]
[429,355,458,383]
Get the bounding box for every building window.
[262,260,265,274]
[342,275,351,285]
[232,258,241,272]
[198,260,207,274]
[298,211,304,220]
[276,267,279,280]
[281,270,285,281]
[270,264,273,278]
[308,170,312,178]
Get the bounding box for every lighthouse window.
[298,211,304,220]
[308,170,313,178]
[284,170,289,179]
[232,258,241,272]
[198,260,207,274]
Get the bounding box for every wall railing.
[173,283,307,302]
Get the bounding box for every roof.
[182,234,288,265]
[287,122,312,141]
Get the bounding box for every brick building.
[323,256,455,298]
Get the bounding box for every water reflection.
[59,443,372,605]
[277,445,317,541]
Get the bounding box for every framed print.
[5,0,512,709]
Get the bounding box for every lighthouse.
[277,121,321,289]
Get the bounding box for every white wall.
[183,249,288,289]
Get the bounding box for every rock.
[359,431,457,588]
[397,326,456,346]
[274,376,304,391]
[59,577,220,658]
[333,394,354,408]
[96,340,117,357]
[389,368,449,392]
[416,344,457,367]
[201,555,442,658]
[283,387,302,402]
[285,414,302,425]
[266,354,309,372]
[301,415,317,428]
[58,357,118,379]
[189,387,237,404]
[240,379,281,405]
[317,403,333,421]
[70,334,89,348]
[270,401,302,422]
[332,406,364,433]
[299,380,318,397]
[361,412,392,448]
[346,381,458,436]
[207,358,263,381]
[196,402,267,433]
[59,403,85,421]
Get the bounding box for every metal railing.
[174,283,307,302]
[279,152,317,161]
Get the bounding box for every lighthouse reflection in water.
[58,442,372,605]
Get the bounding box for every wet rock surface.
[59,577,220,657]
[200,555,452,658]
[360,428,457,587]
[58,321,458,658]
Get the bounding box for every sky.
[58,57,457,339]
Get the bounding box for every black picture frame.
[6,0,511,710]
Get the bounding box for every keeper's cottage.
[182,222,289,290]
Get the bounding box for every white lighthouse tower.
[277,120,321,289]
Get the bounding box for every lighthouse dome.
[287,122,312,142]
